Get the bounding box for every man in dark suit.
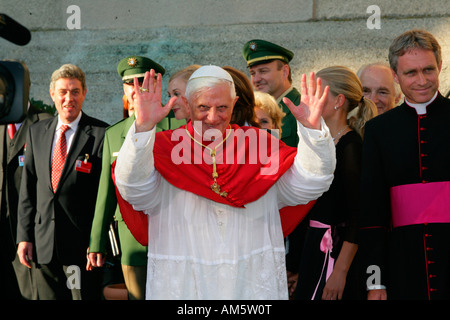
[16,64,109,300]
[0,62,53,299]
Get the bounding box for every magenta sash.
[390,181,450,228]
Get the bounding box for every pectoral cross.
[210,149,228,197]
[186,126,231,198]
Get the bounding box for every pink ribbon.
[309,220,334,300]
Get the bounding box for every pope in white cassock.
[114,65,336,299]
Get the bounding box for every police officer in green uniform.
[243,39,300,147]
[243,40,306,298]
[87,56,185,300]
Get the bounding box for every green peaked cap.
[117,55,165,83]
[243,39,294,67]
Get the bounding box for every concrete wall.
[1,0,449,125]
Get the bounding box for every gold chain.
[185,125,232,197]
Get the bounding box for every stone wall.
[1,0,449,125]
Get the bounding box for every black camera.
[0,14,32,124]
[0,60,29,124]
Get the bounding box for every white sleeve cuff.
[367,285,387,291]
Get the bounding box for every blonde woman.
[168,64,201,121]
[294,66,377,300]
[254,91,285,138]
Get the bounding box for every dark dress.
[294,130,363,300]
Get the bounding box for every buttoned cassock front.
[358,93,450,300]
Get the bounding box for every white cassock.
[115,119,336,300]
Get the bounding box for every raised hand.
[283,72,329,130]
[133,69,177,132]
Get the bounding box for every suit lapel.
[44,117,58,191]
[7,111,39,164]
[58,113,91,190]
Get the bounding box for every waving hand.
[283,72,329,130]
[133,69,177,132]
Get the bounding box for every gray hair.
[50,64,86,92]
[185,77,236,103]
[357,62,402,98]
[388,29,442,73]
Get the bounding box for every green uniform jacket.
[279,87,301,148]
[89,111,185,266]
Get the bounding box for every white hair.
[185,77,236,103]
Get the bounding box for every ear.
[438,59,443,73]
[282,64,290,80]
[391,68,400,84]
[49,88,55,102]
[336,93,346,108]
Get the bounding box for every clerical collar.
[276,86,293,104]
[405,91,438,115]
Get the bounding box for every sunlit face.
[393,48,441,104]
[320,80,340,121]
[254,106,274,130]
[249,60,287,99]
[168,77,190,120]
[360,65,399,114]
[123,77,156,117]
[123,82,136,116]
[50,78,86,124]
[189,83,237,138]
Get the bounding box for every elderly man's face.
[50,78,86,124]
[360,65,400,114]
[189,82,237,138]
